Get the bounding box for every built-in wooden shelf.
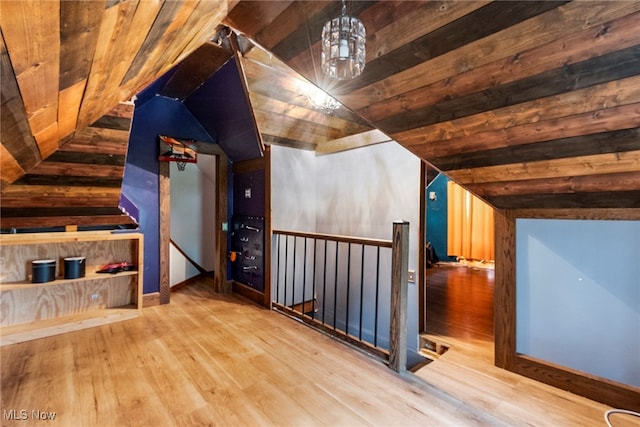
[0,270,139,291]
[0,306,140,346]
[0,230,144,346]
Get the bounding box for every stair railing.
[272,222,409,371]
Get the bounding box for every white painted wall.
[271,146,317,231]
[315,142,420,242]
[170,244,200,286]
[169,154,217,286]
[271,142,421,351]
[516,218,640,387]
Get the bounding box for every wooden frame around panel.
[418,161,426,332]
[159,154,230,302]
[158,161,171,304]
[215,155,229,293]
[494,208,640,412]
[264,147,272,308]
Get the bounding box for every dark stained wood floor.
[425,263,494,343]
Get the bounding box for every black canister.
[32,259,56,283]
[64,256,86,279]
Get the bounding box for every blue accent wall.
[425,173,457,263]
[121,95,215,294]
[230,168,266,289]
[134,67,178,108]
[233,170,265,217]
[120,57,269,295]
[185,60,262,162]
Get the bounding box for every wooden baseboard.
[220,280,233,293]
[143,292,160,307]
[291,299,316,314]
[272,302,388,362]
[232,281,266,307]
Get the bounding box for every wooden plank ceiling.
[1,103,137,229]
[0,0,230,228]
[235,34,379,153]
[226,0,640,210]
[1,1,640,231]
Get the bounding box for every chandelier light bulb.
[339,38,349,58]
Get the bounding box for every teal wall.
[425,174,457,263]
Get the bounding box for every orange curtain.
[447,181,494,261]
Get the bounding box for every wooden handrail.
[272,229,392,248]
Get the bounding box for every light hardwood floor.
[1,278,637,426]
[418,263,639,427]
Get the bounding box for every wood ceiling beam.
[448,150,640,186]
[159,42,232,100]
[316,129,392,156]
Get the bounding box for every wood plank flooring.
[1,277,638,426]
[420,262,495,368]
[417,263,640,427]
[425,262,495,342]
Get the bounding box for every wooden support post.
[158,161,170,304]
[389,221,409,373]
[214,154,229,293]
[494,209,515,369]
[263,146,272,307]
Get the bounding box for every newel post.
[389,221,409,373]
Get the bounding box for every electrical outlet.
[408,270,415,283]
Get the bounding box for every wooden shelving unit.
[0,230,143,346]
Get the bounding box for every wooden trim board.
[494,208,640,411]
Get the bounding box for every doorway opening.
[158,150,228,302]
[419,166,495,362]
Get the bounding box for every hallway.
[422,262,495,362]
[425,262,495,343]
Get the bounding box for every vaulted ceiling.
[2,0,640,230]
[225,0,640,210]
